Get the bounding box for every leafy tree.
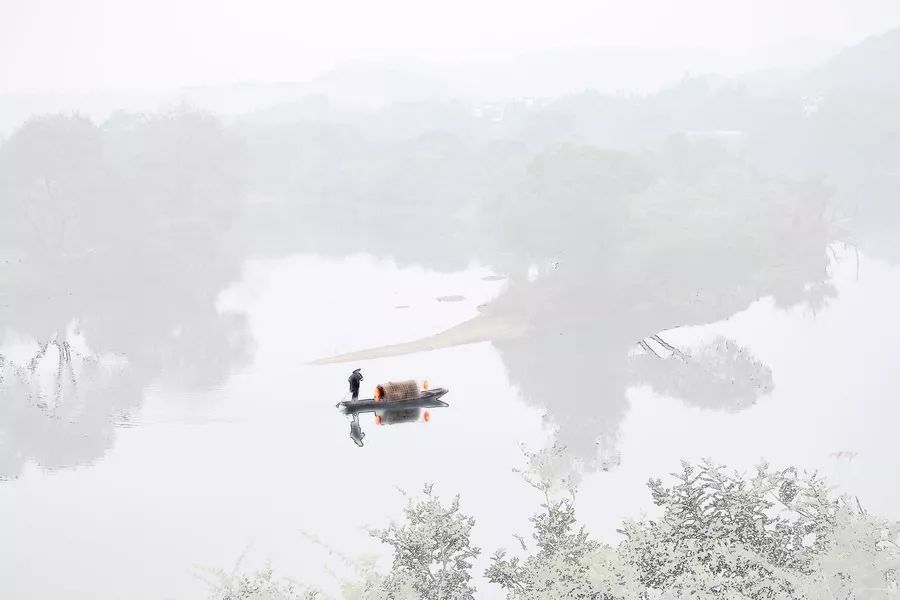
[485,494,609,599]
[0,109,252,478]
[199,558,320,600]
[369,482,481,600]
[291,530,416,600]
[485,445,639,599]
[633,335,774,412]
[488,449,900,599]
[201,455,899,600]
[618,459,900,599]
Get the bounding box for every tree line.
[203,450,900,600]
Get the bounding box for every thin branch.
[638,340,661,358]
[767,490,817,521]
[28,341,51,372]
[54,340,65,411]
[652,334,688,359]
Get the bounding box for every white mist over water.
[2,250,899,600]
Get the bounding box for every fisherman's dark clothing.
[349,371,363,399]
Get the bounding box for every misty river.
[2,248,899,600]
[6,5,900,598]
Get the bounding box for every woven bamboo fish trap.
[380,380,420,402]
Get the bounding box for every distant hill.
[305,64,451,107]
[0,67,451,138]
[0,28,895,138]
[803,25,900,96]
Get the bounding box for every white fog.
[2,2,900,599]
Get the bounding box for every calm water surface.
[2,251,899,600]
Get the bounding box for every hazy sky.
[2,0,900,93]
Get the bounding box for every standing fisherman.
[349,368,363,400]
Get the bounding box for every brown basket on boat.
[375,380,420,402]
